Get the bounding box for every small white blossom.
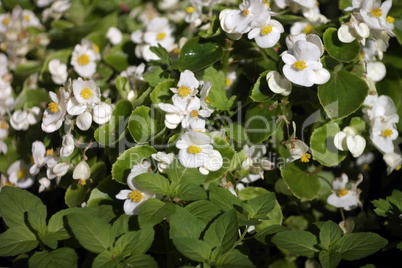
[327,173,363,211]
[71,41,98,78]
[248,16,284,48]
[266,71,292,96]
[176,131,214,169]
[42,88,69,133]
[7,160,34,189]
[106,27,123,45]
[48,59,68,85]
[152,152,174,173]
[73,161,91,185]
[60,133,75,157]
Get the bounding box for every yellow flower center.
[93,43,100,54]
[157,32,166,40]
[0,121,8,129]
[80,88,93,99]
[292,60,307,70]
[23,14,30,21]
[4,181,15,187]
[396,165,401,171]
[2,17,10,25]
[186,6,195,13]
[46,149,54,156]
[129,190,144,202]
[301,153,311,163]
[1,43,6,51]
[225,78,232,87]
[178,85,191,97]
[386,16,395,24]
[304,24,313,35]
[371,8,382,18]
[191,110,199,118]
[242,9,250,16]
[263,0,270,7]
[48,102,59,113]
[337,188,349,197]
[261,25,273,36]
[78,179,86,186]
[173,48,181,54]
[382,128,393,137]
[17,169,27,180]
[77,54,90,66]
[205,96,211,103]
[188,145,202,154]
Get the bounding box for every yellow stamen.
[371,8,382,18]
[205,97,211,103]
[188,145,202,154]
[186,6,195,13]
[77,54,90,66]
[396,166,401,171]
[93,44,100,54]
[46,149,54,156]
[225,78,232,87]
[17,169,27,180]
[23,14,30,21]
[2,17,10,25]
[78,179,86,186]
[48,102,59,113]
[4,181,15,187]
[301,153,311,163]
[337,188,349,197]
[382,128,393,137]
[292,60,307,70]
[261,25,273,35]
[0,121,8,129]
[129,190,144,202]
[178,85,191,97]
[0,43,6,51]
[304,24,313,35]
[363,164,371,171]
[386,16,395,24]
[157,32,166,40]
[173,48,181,54]
[191,110,199,118]
[315,1,319,6]
[242,9,250,16]
[80,88,93,99]
[262,0,270,7]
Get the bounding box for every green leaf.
[349,117,366,134]
[167,158,207,185]
[319,251,342,268]
[94,99,133,146]
[203,66,236,111]
[150,43,172,65]
[209,183,243,212]
[38,230,59,250]
[87,188,112,207]
[103,42,130,72]
[185,200,222,224]
[67,213,113,253]
[14,61,42,76]
[28,248,78,268]
[111,214,131,238]
[338,232,388,261]
[170,183,207,201]
[280,163,321,201]
[111,145,157,184]
[169,207,206,240]
[92,250,122,268]
[65,183,89,208]
[203,209,238,253]
[225,122,247,144]
[150,79,175,104]
[318,70,369,120]
[244,100,281,144]
[172,237,211,262]
[310,122,347,167]
[135,173,170,195]
[138,199,176,227]
[215,249,255,268]
[319,220,343,251]
[114,228,155,257]
[271,230,319,257]
[14,88,51,110]
[143,67,170,87]
[250,70,275,102]
[115,76,131,99]
[247,192,276,220]
[254,225,289,245]
[120,254,158,268]
[0,187,47,228]
[0,226,38,257]
[176,37,224,72]
[128,106,160,144]
[323,28,360,62]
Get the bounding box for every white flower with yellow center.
[21,10,41,28]
[42,88,69,133]
[30,141,54,175]
[0,13,11,33]
[248,16,284,48]
[48,59,68,85]
[360,0,394,33]
[370,117,398,154]
[68,78,100,110]
[116,161,155,215]
[185,0,203,23]
[337,14,370,45]
[143,17,175,49]
[7,160,34,189]
[286,122,311,163]
[73,160,91,186]
[158,94,189,129]
[327,173,363,211]
[281,37,330,87]
[171,70,200,99]
[383,151,402,175]
[176,131,214,168]
[182,97,212,129]
[71,43,97,78]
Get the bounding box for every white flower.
[0,119,9,139]
[181,97,211,129]
[0,140,7,154]
[47,162,69,184]
[360,0,394,33]
[143,17,175,50]
[281,37,330,87]
[7,160,34,189]
[115,161,155,215]
[60,133,75,157]
[73,161,91,185]
[10,110,30,131]
[48,59,68,85]
[71,78,100,105]
[71,43,97,78]
[337,15,370,45]
[334,127,366,158]
[38,177,51,193]
[170,70,200,99]
[42,88,69,133]
[383,151,402,174]
[93,102,112,125]
[327,173,363,211]
[366,61,386,82]
[185,0,203,23]
[176,131,214,168]
[266,71,292,96]
[158,95,189,129]
[106,27,123,45]
[241,145,267,183]
[21,10,41,28]
[30,141,53,175]
[248,17,284,48]
[287,139,310,163]
[199,150,223,175]
[370,117,398,154]
[152,152,174,173]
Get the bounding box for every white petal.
[346,135,366,158]
[334,131,348,151]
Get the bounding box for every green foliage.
[323,28,360,62]
[128,106,161,144]
[272,230,319,257]
[203,66,236,111]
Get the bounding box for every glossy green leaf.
[120,254,158,268]
[111,145,156,184]
[14,61,41,76]
[169,207,206,240]
[247,192,276,220]
[137,199,176,228]
[185,200,222,224]
[250,70,275,102]
[87,188,112,207]
[128,106,159,144]
[349,117,366,134]
[103,44,130,72]
[150,79,174,104]
[167,158,207,185]
[271,230,319,257]
[318,70,369,120]
[28,248,78,268]
[14,88,51,110]
[203,66,236,111]
[92,251,122,268]
[338,232,388,261]
[0,226,38,257]
[170,183,207,201]
[310,122,347,167]
[172,237,211,262]
[204,210,238,253]
[65,183,89,208]
[319,220,343,250]
[135,173,170,195]
[209,183,243,212]
[176,37,224,72]
[319,251,342,268]
[323,28,360,62]
[114,228,155,257]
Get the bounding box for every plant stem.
[231,227,249,249]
